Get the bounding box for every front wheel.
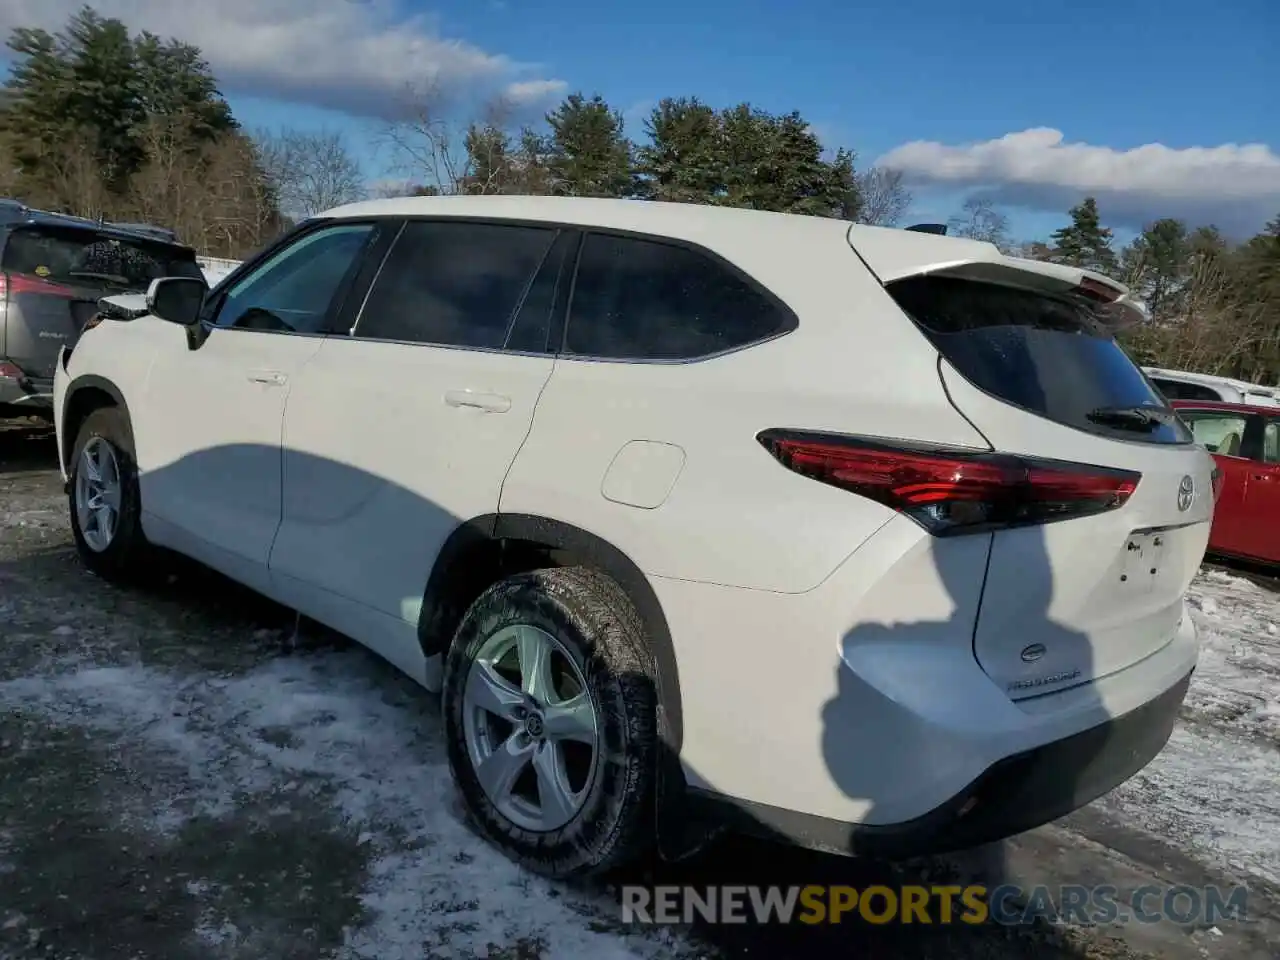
[67,406,156,583]
[442,566,659,879]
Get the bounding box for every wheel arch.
[62,375,134,469]
[421,512,700,859]
[420,512,682,749]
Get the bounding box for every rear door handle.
[1252,473,1273,481]
[444,390,511,413]
[247,370,287,386]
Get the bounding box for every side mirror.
[146,276,207,326]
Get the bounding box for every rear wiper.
[68,271,134,288]
[1086,404,1171,431]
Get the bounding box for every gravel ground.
[1,417,1275,960]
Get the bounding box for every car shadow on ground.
[0,416,57,477]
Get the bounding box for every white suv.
[52,196,1213,879]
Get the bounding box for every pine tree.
[544,93,634,198]
[1121,218,1189,322]
[635,97,722,203]
[3,5,235,192]
[1050,197,1118,275]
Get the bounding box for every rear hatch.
[0,222,202,379]
[849,226,1214,699]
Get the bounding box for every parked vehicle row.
[52,195,1212,879]
[1145,366,1280,407]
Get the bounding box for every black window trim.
[345,215,578,357]
[198,216,391,341]
[333,214,798,363]
[559,226,800,365]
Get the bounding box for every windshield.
[2,225,203,291]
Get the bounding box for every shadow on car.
[631,525,1122,958]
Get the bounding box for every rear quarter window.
[888,274,1192,445]
[564,232,796,360]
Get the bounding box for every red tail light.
[0,272,78,298]
[758,430,1140,537]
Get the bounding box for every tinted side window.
[565,233,793,360]
[214,223,374,333]
[356,221,557,349]
[504,230,576,353]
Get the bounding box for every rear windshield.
[887,274,1192,445]
[2,225,203,292]
[1148,377,1225,402]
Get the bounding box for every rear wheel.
[67,406,156,583]
[442,566,658,879]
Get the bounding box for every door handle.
[1252,473,1273,481]
[247,370,287,386]
[444,390,511,413]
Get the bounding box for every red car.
[1172,398,1280,564]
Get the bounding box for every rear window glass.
[887,275,1191,445]
[2,225,202,292]
[1149,378,1224,402]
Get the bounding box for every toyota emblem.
[1177,475,1194,512]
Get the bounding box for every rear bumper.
[0,370,54,409]
[691,669,1191,858]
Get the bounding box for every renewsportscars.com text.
[620,883,1250,926]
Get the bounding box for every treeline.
[1,7,1278,381]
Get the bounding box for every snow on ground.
[0,647,691,960]
[1097,570,1280,886]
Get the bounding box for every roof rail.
[904,223,947,235]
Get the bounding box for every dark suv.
[0,201,203,417]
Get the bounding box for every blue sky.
[4,0,1278,242]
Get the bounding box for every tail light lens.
[0,272,79,298]
[758,430,1140,537]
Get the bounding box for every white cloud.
[502,79,569,108]
[877,128,1280,237]
[0,0,568,120]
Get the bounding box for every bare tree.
[19,129,115,219]
[854,167,911,226]
[948,197,1011,250]
[254,127,365,220]
[379,78,513,195]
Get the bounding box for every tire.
[442,566,659,879]
[67,406,156,584]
